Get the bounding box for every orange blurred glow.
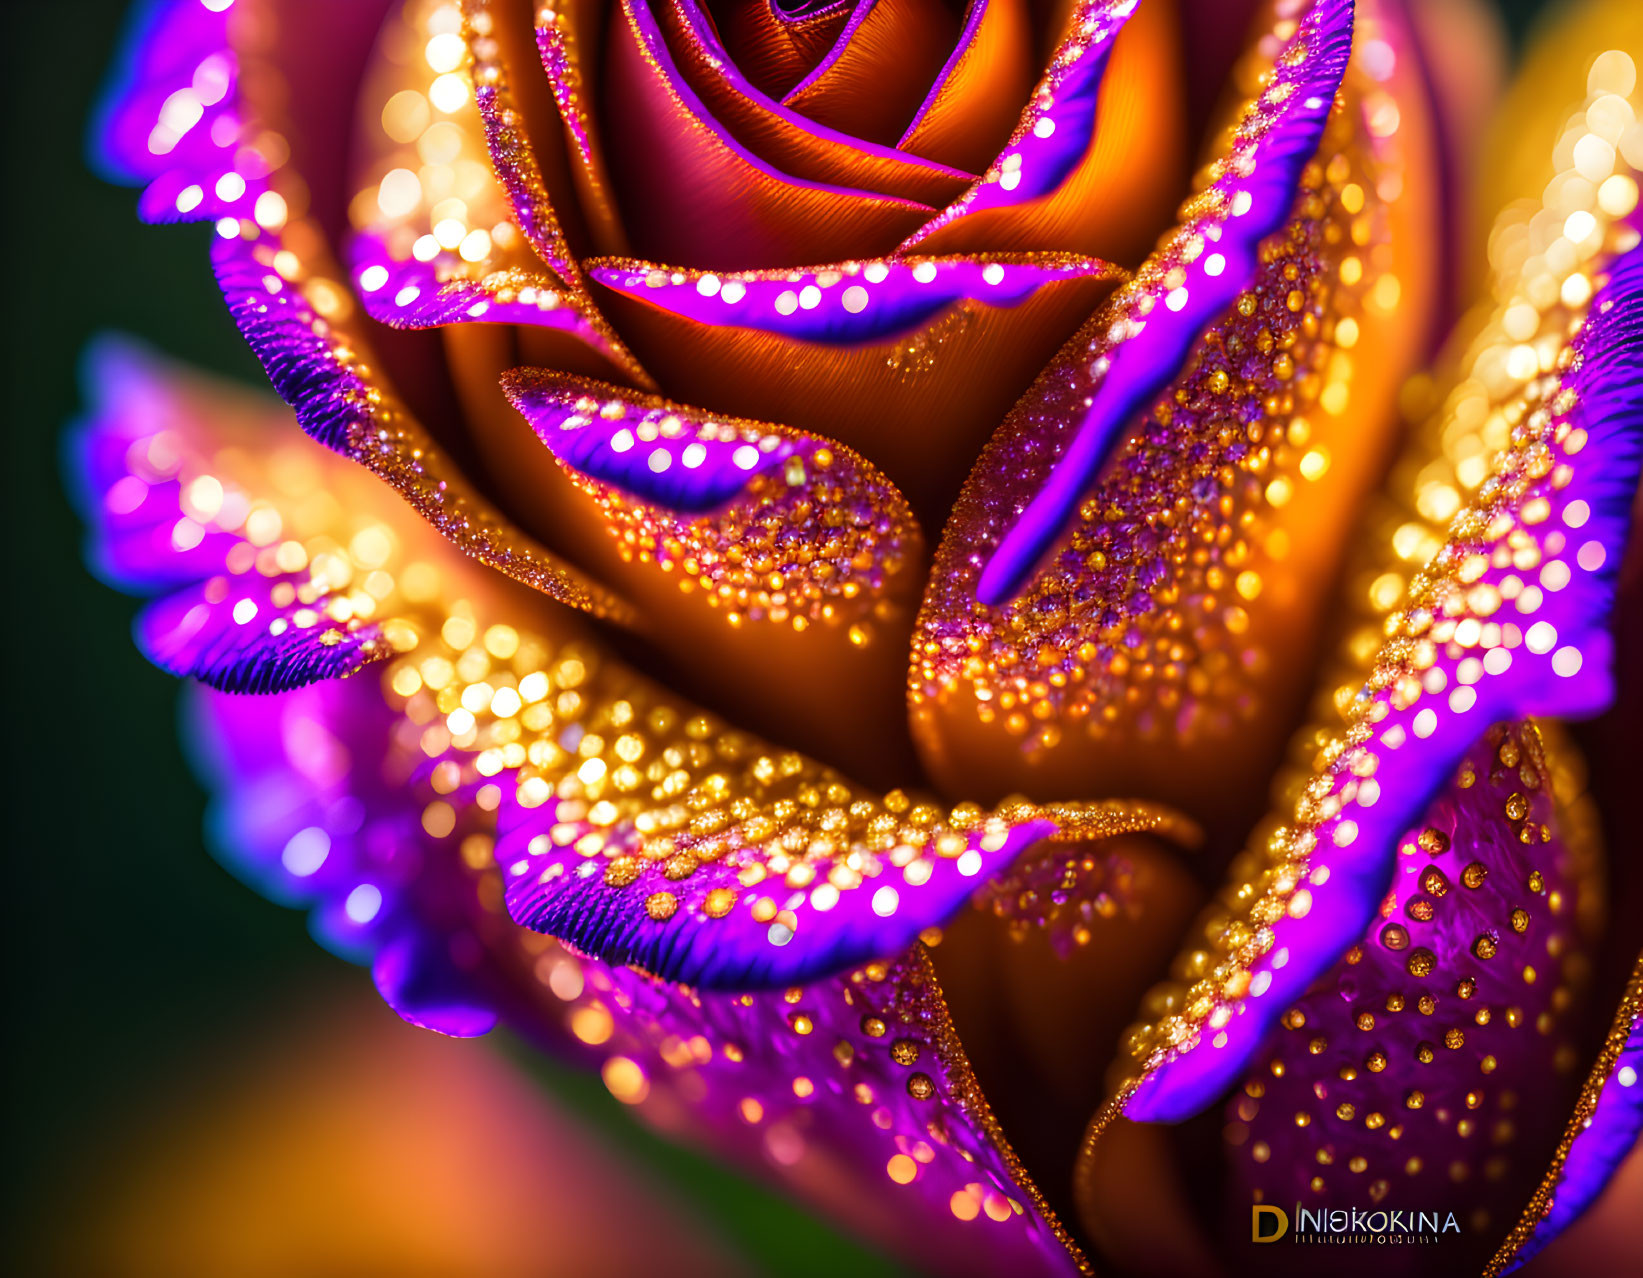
[21,990,748,1278]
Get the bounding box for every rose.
[79,0,1643,1273]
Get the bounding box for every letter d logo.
[1252,1205,1289,1243]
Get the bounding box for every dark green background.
[0,1,1564,1272]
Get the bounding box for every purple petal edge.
[587,254,1118,346]
[1500,965,1643,1273]
[67,337,387,695]
[494,785,1059,989]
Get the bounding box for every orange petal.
[445,324,926,777]
[601,0,937,268]
[907,0,1188,264]
[652,0,977,207]
[780,0,963,148]
[702,0,853,99]
[898,0,1037,175]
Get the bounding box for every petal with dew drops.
[897,0,1035,175]
[66,339,584,1037]
[651,0,976,208]
[497,366,925,658]
[137,574,386,695]
[900,0,1135,244]
[202,660,1101,1271]
[599,0,935,270]
[779,0,960,148]
[464,0,584,283]
[443,323,925,781]
[195,680,503,1036]
[579,947,1092,1276]
[583,267,1124,524]
[348,228,646,380]
[911,3,1436,822]
[491,704,1192,988]
[587,252,1125,345]
[93,0,244,198]
[501,369,858,512]
[70,335,1144,1277]
[975,0,1355,606]
[1107,221,1643,1125]
[213,227,633,622]
[1209,723,1604,1274]
[901,0,1186,262]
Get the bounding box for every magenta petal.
[502,369,809,512]
[137,575,384,694]
[191,681,498,1037]
[591,949,1084,1276]
[1226,724,1600,1249]
[976,0,1355,605]
[69,343,244,590]
[347,230,628,362]
[1124,234,1643,1123]
[586,254,1121,346]
[493,786,1056,989]
[69,338,387,693]
[94,0,237,189]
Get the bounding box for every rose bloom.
[74,0,1643,1274]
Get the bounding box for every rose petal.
[196,680,501,1037]
[94,0,634,621]
[523,0,633,255]
[974,0,1355,605]
[901,0,1187,260]
[69,338,388,692]
[601,0,936,269]
[582,269,1122,521]
[502,368,885,514]
[898,0,1036,174]
[93,0,244,196]
[579,947,1090,1276]
[69,343,1192,1275]
[348,228,645,374]
[1112,224,1643,1123]
[345,2,650,383]
[653,0,977,207]
[700,0,854,99]
[465,0,590,281]
[587,252,1124,345]
[913,2,1424,815]
[494,366,925,771]
[779,0,961,147]
[189,659,1093,1269]
[1222,723,1602,1270]
[213,226,632,619]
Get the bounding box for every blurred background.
[2,1,1635,1275]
